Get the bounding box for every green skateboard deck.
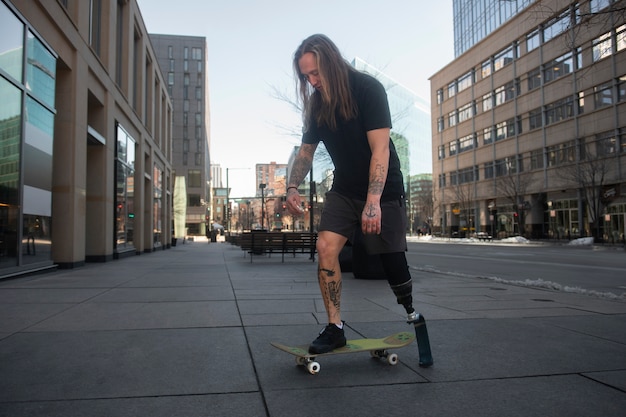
[271,331,415,374]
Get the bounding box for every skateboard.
[271,331,415,374]
[408,313,434,368]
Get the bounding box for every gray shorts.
[318,191,408,254]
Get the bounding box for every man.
[286,34,417,354]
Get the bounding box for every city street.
[407,240,626,299]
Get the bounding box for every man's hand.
[286,188,304,215]
[361,201,382,235]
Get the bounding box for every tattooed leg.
[318,265,342,324]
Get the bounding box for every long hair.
[293,34,357,132]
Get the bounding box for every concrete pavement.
[1,239,625,416]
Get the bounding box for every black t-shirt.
[302,70,404,201]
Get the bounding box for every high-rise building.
[453,0,534,57]
[1,0,173,276]
[150,34,211,236]
[432,0,626,241]
[351,58,432,177]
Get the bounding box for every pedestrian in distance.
[285,34,418,354]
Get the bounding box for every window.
[457,71,472,92]
[448,110,457,127]
[188,170,201,187]
[591,0,612,13]
[593,31,613,61]
[449,140,458,156]
[481,59,492,78]
[484,162,494,179]
[168,45,173,59]
[545,96,575,125]
[495,118,519,141]
[188,194,201,207]
[437,89,444,104]
[457,102,474,123]
[596,131,617,156]
[482,93,494,112]
[494,80,518,106]
[594,81,614,108]
[527,30,540,52]
[483,127,494,145]
[544,51,575,83]
[528,68,541,90]
[437,117,444,132]
[447,81,456,99]
[89,0,102,55]
[546,140,577,166]
[529,108,543,130]
[167,72,174,85]
[438,145,445,160]
[617,24,626,52]
[494,46,514,71]
[192,47,202,60]
[530,149,544,170]
[438,174,446,187]
[618,75,626,102]
[543,11,570,43]
[459,134,476,152]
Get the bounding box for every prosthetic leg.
[381,253,434,367]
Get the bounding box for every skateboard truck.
[407,312,434,368]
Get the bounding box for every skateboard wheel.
[307,361,320,374]
[371,349,386,358]
[387,353,398,365]
[295,357,306,366]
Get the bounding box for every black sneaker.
[308,323,347,354]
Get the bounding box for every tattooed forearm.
[288,144,315,187]
[368,161,385,196]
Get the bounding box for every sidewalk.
[1,240,625,416]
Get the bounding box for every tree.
[559,143,611,240]
[496,172,535,237]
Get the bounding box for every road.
[406,240,626,299]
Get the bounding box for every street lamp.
[259,183,267,230]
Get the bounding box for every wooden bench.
[240,231,317,262]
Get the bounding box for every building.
[432,0,626,242]
[351,57,432,177]
[1,0,173,276]
[255,162,288,230]
[149,34,211,237]
[453,0,534,57]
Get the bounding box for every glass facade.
[0,2,56,267]
[115,124,135,250]
[453,0,534,57]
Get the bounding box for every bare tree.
[497,172,535,237]
[559,144,611,239]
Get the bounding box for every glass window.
[594,81,614,108]
[0,1,24,82]
[438,145,445,159]
[192,47,202,60]
[448,110,457,127]
[526,30,540,52]
[89,0,102,55]
[530,149,544,170]
[116,124,136,249]
[437,117,444,132]
[483,127,494,145]
[482,93,493,112]
[618,75,626,102]
[484,162,494,179]
[593,31,612,61]
[188,169,201,187]
[447,81,456,99]
[596,131,617,156]
[543,11,570,43]
[591,0,612,13]
[544,51,575,83]
[437,89,444,104]
[26,31,56,108]
[457,102,474,123]
[167,72,174,85]
[481,59,492,78]
[459,134,476,152]
[617,24,626,52]
[457,71,472,92]
[449,140,458,156]
[529,108,543,130]
[528,67,541,90]
[494,46,514,71]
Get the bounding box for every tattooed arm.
[362,128,390,235]
[286,142,317,215]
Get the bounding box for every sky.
[138,0,455,198]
